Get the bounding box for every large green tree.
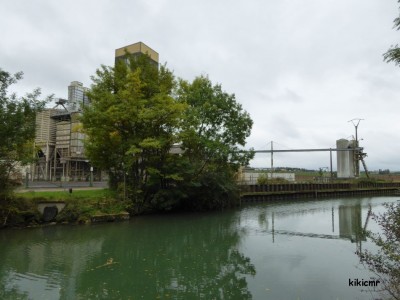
[82,56,254,213]
[82,55,186,213]
[0,69,48,193]
[0,69,49,225]
[175,76,254,210]
[384,1,400,65]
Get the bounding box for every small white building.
[237,168,295,185]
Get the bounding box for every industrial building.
[32,97,91,181]
[67,81,90,112]
[30,42,368,183]
[336,139,357,178]
[31,42,158,182]
[115,41,159,66]
[336,138,369,179]
[237,167,295,185]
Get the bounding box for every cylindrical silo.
[336,139,356,178]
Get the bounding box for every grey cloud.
[1,0,400,170]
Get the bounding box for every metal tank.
[336,139,356,178]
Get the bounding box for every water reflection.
[0,196,397,300]
[0,211,256,299]
[338,204,373,253]
[75,213,256,299]
[240,197,396,300]
[254,200,372,246]
[0,226,104,299]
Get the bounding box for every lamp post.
[90,166,93,187]
[86,160,93,187]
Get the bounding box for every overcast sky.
[1,0,400,171]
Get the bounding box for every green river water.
[0,195,398,300]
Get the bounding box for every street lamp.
[90,166,93,187]
[86,160,93,187]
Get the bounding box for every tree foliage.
[0,69,52,227]
[357,202,400,300]
[82,55,185,213]
[0,68,49,225]
[174,76,254,210]
[82,55,253,213]
[384,1,400,66]
[177,76,253,169]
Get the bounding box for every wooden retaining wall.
[240,182,400,202]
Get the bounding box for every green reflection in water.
[0,211,256,300]
[1,196,398,300]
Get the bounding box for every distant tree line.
[378,169,391,175]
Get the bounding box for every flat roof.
[115,41,159,63]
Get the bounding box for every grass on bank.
[3,189,129,226]
[19,189,116,201]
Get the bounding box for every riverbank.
[1,195,396,299]
[3,181,400,229]
[0,189,129,228]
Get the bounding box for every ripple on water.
[4,270,61,300]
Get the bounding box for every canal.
[0,195,398,299]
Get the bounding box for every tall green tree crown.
[82,54,253,212]
[0,69,49,196]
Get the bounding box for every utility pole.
[348,118,364,177]
[348,118,363,144]
[271,141,274,178]
[329,149,333,179]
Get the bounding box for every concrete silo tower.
[336,139,357,178]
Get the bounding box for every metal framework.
[31,105,96,182]
[252,146,369,178]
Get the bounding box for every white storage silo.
[336,139,356,178]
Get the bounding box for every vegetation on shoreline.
[357,202,400,300]
[1,189,128,227]
[0,70,48,196]
[0,69,51,228]
[1,56,254,225]
[2,177,399,229]
[19,189,115,200]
